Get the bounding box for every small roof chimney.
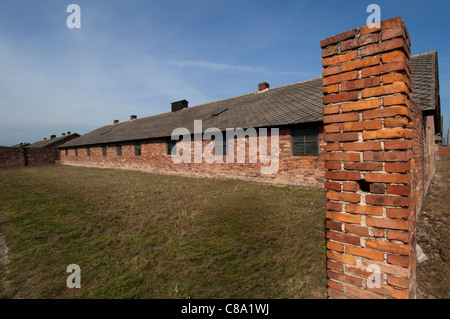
[62,133,66,136]
[67,131,71,135]
[113,120,119,125]
[258,82,270,91]
[43,138,47,140]
[130,115,137,121]
[50,135,56,139]
[171,100,189,112]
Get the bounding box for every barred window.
[117,144,122,156]
[134,143,141,156]
[291,127,319,156]
[166,139,176,155]
[86,147,90,156]
[102,146,107,156]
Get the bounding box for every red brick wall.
[60,126,327,188]
[439,146,450,155]
[0,147,59,168]
[0,148,25,167]
[321,17,420,299]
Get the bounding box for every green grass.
[0,165,326,299]
[436,154,450,172]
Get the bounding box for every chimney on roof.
[44,138,47,140]
[113,120,119,125]
[130,115,137,121]
[62,133,66,136]
[50,135,56,139]
[67,131,71,135]
[258,82,270,91]
[171,100,189,112]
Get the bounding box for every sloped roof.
[27,133,80,148]
[60,52,439,148]
[411,51,438,112]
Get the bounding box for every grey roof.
[27,133,80,148]
[411,51,438,112]
[60,52,439,148]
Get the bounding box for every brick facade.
[60,126,327,188]
[0,147,59,168]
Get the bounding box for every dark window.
[75,148,78,157]
[86,147,90,156]
[166,139,177,155]
[214,135,228,156]
[117,144,122,156]
[102,146,107,156]
[291,126,319,156]
[134,143,141,156]
[65,149,68,156]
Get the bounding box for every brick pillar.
[321,17,417,299]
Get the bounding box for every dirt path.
[416,157,450,299]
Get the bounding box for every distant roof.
[60,52,440,148]
[411,51,439,112]
[27,133,80,148]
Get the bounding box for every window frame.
[166,138,177,156]
[134,143,142,156]
[86,147,90,157]
[117,144,122,156]
[290,126,319,156]
[102,145,107,157]
[75,148,78,157]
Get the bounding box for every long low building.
[59,51,441,189]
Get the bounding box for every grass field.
[0,165,327,299]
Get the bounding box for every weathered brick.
[387,230,409,243]
[346,204,383,216]
[326,191,361,203]
[341,77,381,92]
[363,151,408,162]
[323,91,359,104]
[370,183,385,194]
[360,38,406,57]
[327,211,362,224]
[323,84,340,95]
[324,132,359,142]
[343,142,382,151]
[324,112,359,124]
[325,170,361,181]
[362,83,409,98]
[363,106,411,120]
[325,181,341,191]
[340,33,379,51]
[341,56,381,72]
[342,120,382,132]
[344,162,383,171]
[365,173,408,184]
[343,182,359,192]
[345,224,370,237]
[323,71,358,86]
[341,99,381,112]
[365,194,409,207]
[366,217,409,230]
[327,250,357,266]
[326,201,343,212]
[327,269,363,286]
[384,117,409,128]
[386,208,409,219]
[324,123,341,133]
[366,239,409,255]
[346,245,384,261]
[325,152,360,162]
[387,254,409,267]
[387,274,409,289]
[386,185,409,196]
[363,128,412,140]
[327,241,344,252]
[321,29,356,48]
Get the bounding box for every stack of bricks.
[321,17,417,299]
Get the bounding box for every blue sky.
[0,0,448,146]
